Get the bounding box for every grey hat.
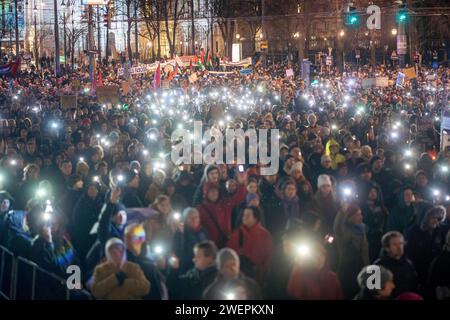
[216,248,240,270]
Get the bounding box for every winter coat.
[173,226,210,274]
[121,187,143,208]
[127,250,168,300]
[173,264,218,300]
[31,235,77,277]
[374,252,419,298]
[427,250,450,300]
[287,265,344,300]
[387,195,416,234]
[196,185,246,248]
[91,261,150,300]
[334,212,370,299]
[406,225,445,286]
[5,210,33,259]
[72,194,103,260]
[227,222,274,282]
[361,202,387,262]
[312,192,340,236]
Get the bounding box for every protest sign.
[97,85,120,104]
[375,77,389,87]
[60,95,77,109]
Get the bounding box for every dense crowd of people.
[0,55,449,300]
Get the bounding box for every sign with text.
[375,77,389,87]
[97,85,120,104]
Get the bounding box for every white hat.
[317,174,332,188]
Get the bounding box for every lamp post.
[33,2,38,69]
[53,0,61,76]
[14,0,19,58]
[61,0,67,73]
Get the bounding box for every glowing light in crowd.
[36,188,47,198]
[404,163,411,170]
[441,166,449,173]
[93,176,100,182]
[433,189,440,197]
[117,175,124,182]
[10,159,17,166]
[296,244,311,257]
[343,187,352,197]
[225,292,236,300]
[51,122,58,129]
[154,245,164,255]
[142,149,149,156]
[173,212,181,221]
[404,150,413,157]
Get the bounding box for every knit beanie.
[317,174,332,188]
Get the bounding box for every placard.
[97,85,120,104]
[375,77,389,87]
[60,95,78,109]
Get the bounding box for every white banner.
[220,57,252,67]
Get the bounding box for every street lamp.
[339,30,345,37]
[391,28,397,36]
[61,0,67,72]
[236,34,240,40]
[33,2,38,69]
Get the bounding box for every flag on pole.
[0,59,20,77]
[98,71,104,86]
[153,63,161,89]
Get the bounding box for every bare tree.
[161,0,187,58]
[211,0,239,58]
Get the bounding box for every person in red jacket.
[227,206,274,284]
[287,243,344,300]
[197,173,247,248]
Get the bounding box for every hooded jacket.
[91,238,150,300]
[406,210,446,286]
[227,222,274,282]
[0,191,15,246]
[196,184,246,248]
[287,261,344,300]
[5,210,33,259]
[387,192,416,234]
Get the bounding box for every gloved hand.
[116,271,127,286]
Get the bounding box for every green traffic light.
[399,14,406,20]
[350,16,357,23]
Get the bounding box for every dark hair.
[68,174,83,187]
[381,231,404,249]
[194,240,218,259]
[243,206,262,222]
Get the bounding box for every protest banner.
[403,67,417,79]
[60,95,77,109]
[362,78,376,89]
[286,68,294,78]
[97,85,120,104]
[375,76,389,87]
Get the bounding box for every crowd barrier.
[0,245,91,300]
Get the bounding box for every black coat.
[72,194,103,260]
[5,210,33,259]
[406,225,446,286]
[127,249,168,300]
[173,227,210,274]
[374,252,419,298]
[427,250,450,300]
[203,273,263,300]
[121,187,143,208]
[172,264,218,299]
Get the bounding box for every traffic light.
[346,5,359,26]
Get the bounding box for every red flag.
[189,59,193,71]
[98,71,104,86]
[153,63,161,89]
